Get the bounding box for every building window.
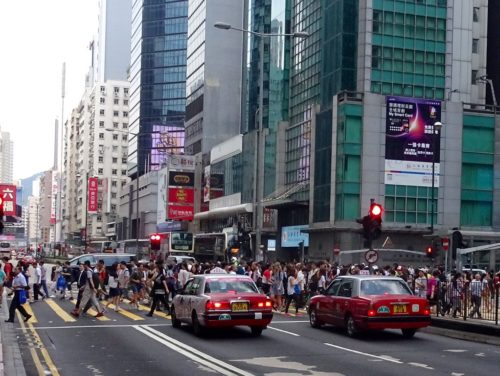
[111,180,117,187]
[472,39,479,54]
[114,87,119,94]
[123,100,128,105]
[113,111,119,117]
[98,168,103,174]
[122,158,127,164]
[112,146,118,152]
[111,204,117,211]
[473,7,479,22]
[100,86,106,94]
[121,170,127,175]
[100,97,105,104]
[112,169,117,175]
[98,156,104,163]
[100,109,105,116]
[112,157,118,163]
[99,133,104,139]
[122,123,128,129]
[111,193,117,199]
[113,122,119,129]
[124,88,129,95]
[122,135,127,141]
[472,70,478,84]
[123,111,128,117]
[113,134,118,140]
[114,99,119,105]
[99,121,104,128]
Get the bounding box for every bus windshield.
[170,232,194,252]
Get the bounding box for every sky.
[0,0,99,181]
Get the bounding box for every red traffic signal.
[426,246,435,258]
[150,234,161,251]
[369,203,383,219]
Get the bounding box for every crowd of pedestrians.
[1,254,499,323]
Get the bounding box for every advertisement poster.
[50,173,58,224]
[281,225,309,248]
[168,187,195,205]
[87,177,99,213]
[168,171,195,187]
[384,96,441,187]
[167,205,194,221]
[0,184,17,216]
[203,165,210,202]
[157,167,169,224]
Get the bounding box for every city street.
[4,296,499,376]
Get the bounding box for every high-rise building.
[0,127,14,184]
[128,0,189,178]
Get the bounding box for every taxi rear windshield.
[360,279,412,296]
[205,279,258,294]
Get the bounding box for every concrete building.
[26,196,41,249]
[0,127,13,184]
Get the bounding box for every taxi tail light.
[206,301,228,310]
[257,300,272,308]
[424,306,431,316]
[367,303,376,317]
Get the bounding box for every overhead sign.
[384,96,441,187]
[0,184,17,216]
[168,155,195,171]
[87,177,99,213]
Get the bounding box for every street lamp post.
[214,22,308,260]
[430,121,442,233]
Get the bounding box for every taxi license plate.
[231,302,249,312]
[393,304,407,314]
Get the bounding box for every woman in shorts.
[106,263,121,312]
[270,262,284,311]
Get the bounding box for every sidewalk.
[424,315,500,345]
[0,294,27,376]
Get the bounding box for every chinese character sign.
[167,205,194,221]
[87,177,99,213]
[0,184,17,216]
[384,96,441,187]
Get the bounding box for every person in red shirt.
[261,264,271,295]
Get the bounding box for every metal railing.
[436,281,499,325]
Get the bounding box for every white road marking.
[19,323,171,330]
[324,343,404,364]
[267,326,300,336]
[451,373,465,376]
[408,362,434,370]
[270,321,309,324]
[444,349,467,353]
[474,353,485,357]
[233,357,344,376]
[136,325,254,376]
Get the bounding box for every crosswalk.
[14,297,172,325]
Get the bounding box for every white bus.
[193,229,239,263]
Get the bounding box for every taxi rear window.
[360,279,412,296]
[205,279,258,294]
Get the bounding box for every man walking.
[71,261,104,318]
[32,261,46,301]
[469,273,486,319]
[5,266,32,323]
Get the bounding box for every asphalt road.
[6,293,500,376]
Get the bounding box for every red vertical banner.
[0,184,17,216]
[87,177,98,213]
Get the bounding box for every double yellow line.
[17,309,60,375]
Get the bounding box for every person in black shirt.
[146,262,169,317]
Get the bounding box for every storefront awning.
[194,203,253,220]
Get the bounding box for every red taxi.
[308,275,431,338]
[171,274,273,336]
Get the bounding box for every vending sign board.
[87,177,99,213]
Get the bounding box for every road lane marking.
[17,311,45,375]
[45,299,76,322]
[269,321,309,324]
[123,299,171,319]
[135,325,254,376]
[408,362,434,370]
[98,303,145,321]
[324,343,404,364]
[267,326,300,336]
[22,303,38,323]
[21,323,171,330]
[69,299,110,321]
[17,311,61,376]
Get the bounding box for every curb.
[422,326,500,346]
[423,317,500,346]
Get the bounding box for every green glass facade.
[334,103,362,221]
[313,109,332,222]
[385,185,436,224]
[371,0,446,100]
[461,114,494,227]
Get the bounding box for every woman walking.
[147,262,170,317]
[270,263,284,312]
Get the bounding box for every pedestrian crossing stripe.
[69,300,110,321]
[123,299,171,319]
[105,303,144,321]
[22,303,38,323]
[44,298,77,322]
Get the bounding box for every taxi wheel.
[250,327,263,336]
[345,315,358,337]
[171,306,181,329]
[309,308,322,328]
[192,312,204,337]
[401,328,417,338]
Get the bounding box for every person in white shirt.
[177,263,192,288]
[33,261,46,301]
[5,266,32,323]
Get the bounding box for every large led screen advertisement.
[384,96,441,187]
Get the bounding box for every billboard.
[0,184,17,216]
[168,187,195,205]
[168,171,195,187]
[167,205,194,221]
[281,225,309,248]
[51,172,58,224]
[87,177,99,213]
[384,96,441,187]
[150,125,185,169]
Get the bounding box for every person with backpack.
[71,261,104,318]
[146,262,170,317]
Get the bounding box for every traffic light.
[426,246,435,258]
[0,197,3,235]
[356,202,383,249]
[150,234,161,251]
[451,230,465,260]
